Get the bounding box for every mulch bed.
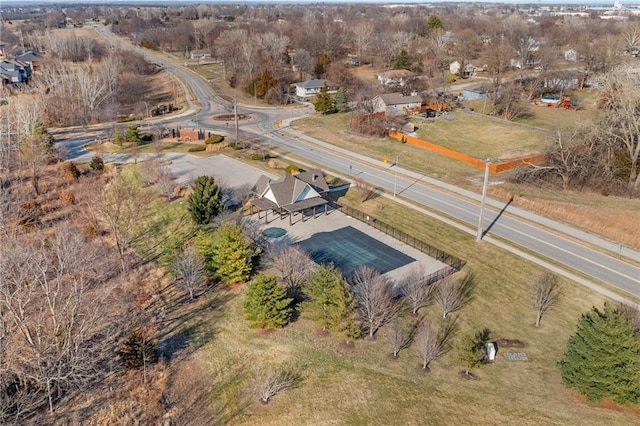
[496,338,526,348]
[460,371,476,380]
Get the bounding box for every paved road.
[66,25,640,302]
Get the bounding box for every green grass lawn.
[157,188,638,425]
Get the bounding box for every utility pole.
[233,95,239,146]
[254,82,257,106]
[476,158,492,242]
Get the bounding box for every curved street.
[61,24,640,304]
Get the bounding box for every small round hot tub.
[262,227,287,238]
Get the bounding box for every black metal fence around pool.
[334,203,466,273]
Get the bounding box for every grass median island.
[159,187,637,425]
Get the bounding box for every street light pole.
[143,101,150,134]
[393,152,404,197]
[476,158,492,241]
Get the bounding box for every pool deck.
[247,207,450,284]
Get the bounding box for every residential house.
[14,51,39,73]
[295,79,337,98]
[250,169,330,224]
[190,50,212,60]
[564,48,578,62]
[0,60,30,84]
[449,61,477,78]
[377,69,417,87]
[373,92,422,116]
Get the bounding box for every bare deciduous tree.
[171,244,208,300]
[435,272,475,319]
[415,317,458,370]
[254,363,303,404]
[387,318,417,358]
[353,177,375,203]
[263,245,315,300]
[599,65,640,190]
[156,164,175,200]
[0,226,110,415]
[398,264,436,315]
[533,272,561,328]
[96,171,152,273]
[616,302,640,332]
[350,265,396,338]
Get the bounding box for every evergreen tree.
[33,123,56,150]
[427,15,444,30]
[187,175,222,225]
[456,329,490,375]
[244,274,293,329]
[193,229,217,271]
[393,49,411,71]
[334,87,348,112]
[116,332,158,370]
[125,124,142,145]
[113,128,124,146]
[313,82,335,114]
[211,222,253,283]
[560,304,640,404]
[304,264,359,340]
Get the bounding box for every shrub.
[188,145,206,152]
[205,134,224,144]
[17,201,43,227]
[250,153,262,161]
[59,190,75,206]
[90,155,104,171]
[285,164,300,175]
[62,161,80,180]
[116,116,135,123]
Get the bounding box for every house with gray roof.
[250,169,330,224]
[373,93,422,116]
[377,69,417,87]
[295,79,338,98]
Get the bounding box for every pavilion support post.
[289,212,293,226]
[313,206,316,219]
[324,204,328,215]
[265,210,269,224]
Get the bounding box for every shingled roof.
[251,169,329,213]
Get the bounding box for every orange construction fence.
[387,130,545,173]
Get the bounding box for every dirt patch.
[256,328,278,337]
[496,339,526,348]
[460,371,476,380]
[338,341,356,352]
[416,365,431,374]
